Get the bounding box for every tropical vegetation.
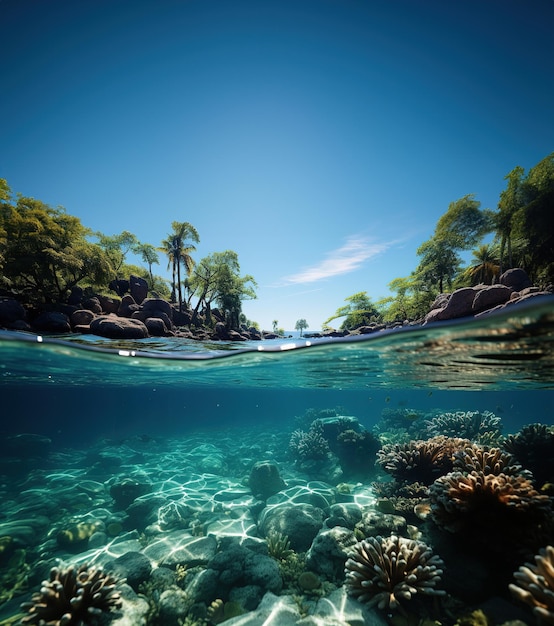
[327,152,554,328]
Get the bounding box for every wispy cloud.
[282,236,389,285]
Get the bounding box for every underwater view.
[1,298,554,626]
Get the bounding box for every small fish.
[385,396,390,403]
[428,391,433,397]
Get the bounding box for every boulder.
[109,278,130,297]
[67,286,84,306]
[82,297,103,314]
[214,322,228,339]
[90,315,148,339]
[258,503,325,552]
[71,309,95,327]
[142,298,173,318]
[248,461,286,500]
[105,551,152,591]
[425,287,479,322]
[32,311,71,333]
[0,298,26,327]
[305,526,357,579]
[118,295,140,318]
[472,284,512,312]
[144,318,170,337]
[130,275,148,304]
[97,295,120,314]
[172,308,192,326]
[499,268,532,291]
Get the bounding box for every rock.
[97,294,120,314]
[214,322,228,339]
[110,478,152,510]
[118,295,140,318]
[144,317,170,336]
[71,309,95,327]
[144,534,218,568]
[142,298,173,318]
[357,511,407,538]
[500,268,532,291]
[126,495,167,530]
[229,585,264,611]
[222,592,300,625]
[429,286,479,321]
[306,587,389,626]
[0,298,26,326]
[248,461,286,500]
[67,286,83,306]
[158,588,190,626]
[32,311,71,333]
[109,279,130,296]
[82,297,103,314]
[472,284,513,312]
[325,503,363,530]
[130,275,148,304]
[90,315,148,339]
[106,551,152,591]
[111,583,149,626]
[172,308,192,326]
[258,503,325,552]
[305,526,357,579]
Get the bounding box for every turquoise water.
[1,297,554,625]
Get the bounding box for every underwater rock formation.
[248,460,286,500]
[20,563,122,625]
[344,534,445,615]
[504,423,554,487]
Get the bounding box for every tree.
[135,243,160,286]
[295,319,309,337]
[324,291,381,329]
[495,166,525,273]
[435,194,494,250]
[160,221,199,310]
[188,250,257,329]
[415,237,462,293]
[458,244,500,286]
[0,189,112,302]
[96,230,140,278]
[272,320,279,333]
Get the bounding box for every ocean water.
[1,296,554,625]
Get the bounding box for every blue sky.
[2,0,554,330]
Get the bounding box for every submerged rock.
[248,461,286,500]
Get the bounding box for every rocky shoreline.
[0,268,552,342]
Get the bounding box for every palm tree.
[461,244,500,285]
[136,243,159,286]
[160,221,199,310]
[295,319,309,337]
[496,166,524,273]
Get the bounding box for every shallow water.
[1,297,554,625]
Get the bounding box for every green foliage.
[96,230,140,278]
[324,291,382,329]
[457,244,500,286]
[435,194,494,250]
[0,190,113,302]
[160,221,200,309]
[189,250,257,329]
[295,318,309,336]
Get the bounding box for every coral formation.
[429,469,552,554]
[266,531,294,561]
[452,445,531,478]
[423,410,502,444]
[504,423,554,487]
[344,534,445,615]
[20,563,122,625]
[376,436,470,485]
[289,425,330,462]
[510,545,554,624]
[335,429,381,478]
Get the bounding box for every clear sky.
[2,0,554,331]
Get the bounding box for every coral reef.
[344,534,445,615]
[452,444,531,478]
[510,544,554,624]
[335,429,381,478]
[504,423,554,487]
[19,563,122,625]
[423,410,502,444]
[376,436,470,485]
[266,531,294,561]
[289,425,330,462]
[429,469,553,556]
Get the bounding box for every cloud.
[282,235,389,285]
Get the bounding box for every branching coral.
[344,534,445,615]
[429,470,552,553]
[510,545,554,624]
[376,436,470,485]
[504,423,554,487]
[20,563,122,625]
[289,425,330,462]
[423,410,502,444]
[453,445,531,478]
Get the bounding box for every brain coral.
[344,534,445,616]
[423,410,502,444]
